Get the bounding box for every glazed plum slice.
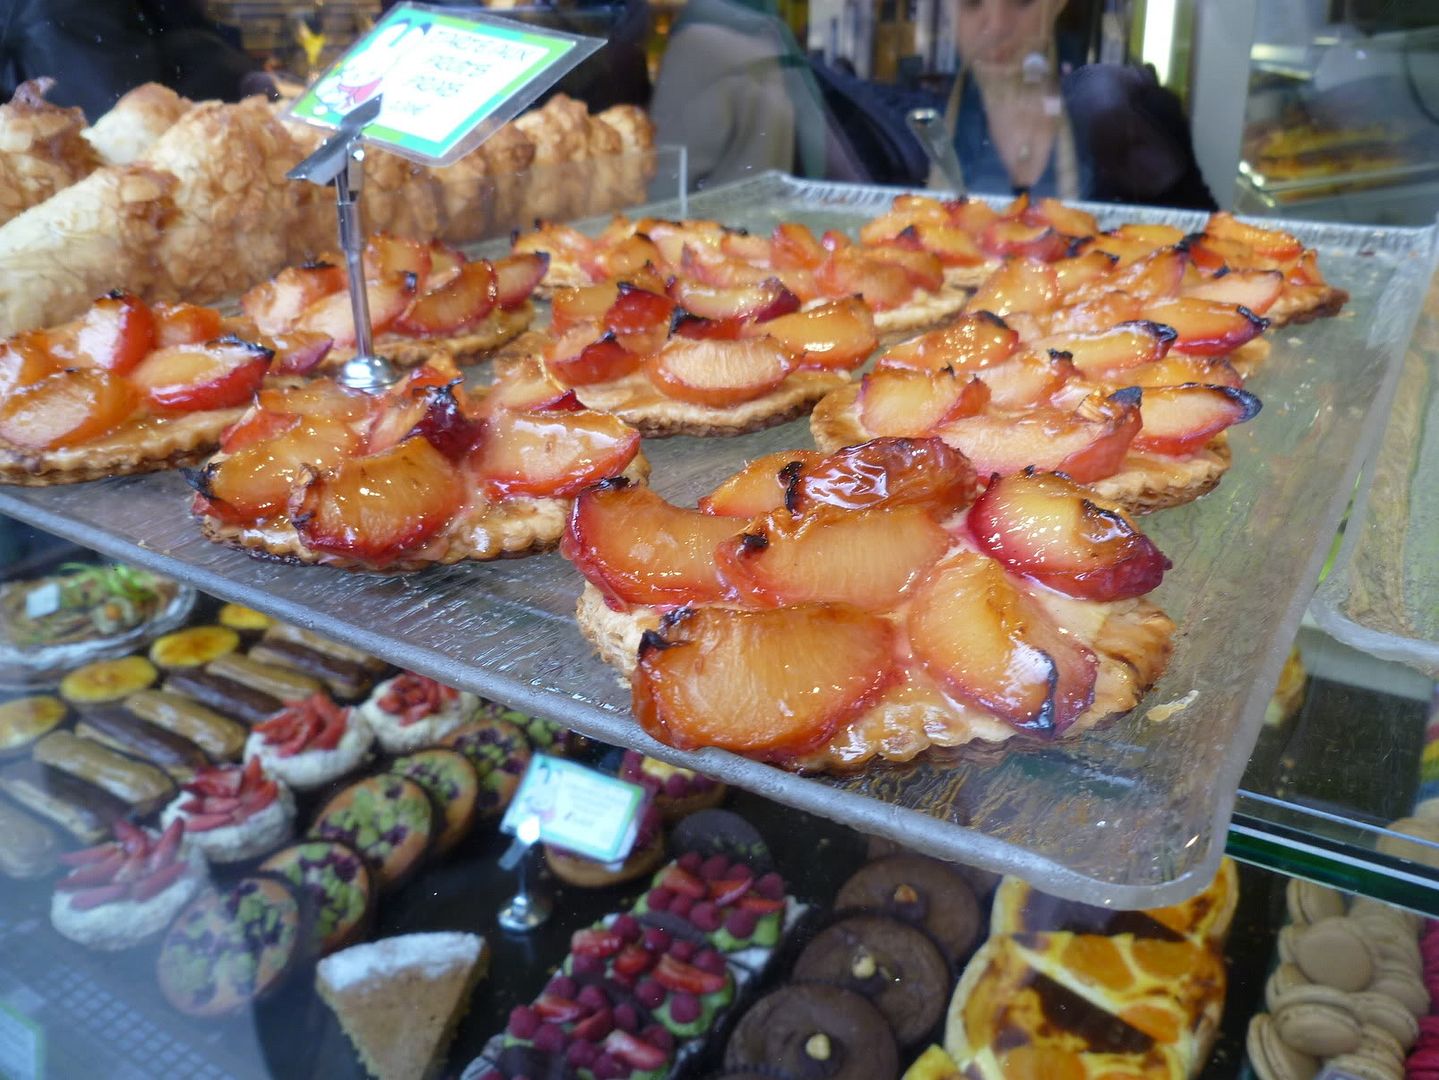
[1040,322,1177,377]
[932,390,1141,484]
[1141,298,1268,356]
[1204,212,1303,261]
[469,408,640,497]
[396,260,498,335]
[770,222,827,269]
[0,337,58,397]
[296,274,416,344]
[862,244,945,292]
[669,278,800,324]
[493,252,550,309]
[1099,248,1187,302]
[790,437,980,517]
[751,298,877,371]
[0,369,137,449]
[900,223,987,267]
[1181,268,1285,315]
[130,337,273,413]
[718,503,951,610]
[879,312,1019,373]
[289,436,463,564]
[858,367,990,436]
[604,284,677,356]
[243,263,348,336]
[908,550,1097,735]
[632,603,898,759]
[366,381,483,461]
[815,249,916,310]
[562,480,742,607]
[1023,197,1099,239]
[551,281,620,333]
[697,449,824,517]
[968,469,1170,600]
[645,338,791,407]
[1131,384,1262,456]
[363,235,431,282]
[1122,354,1243,390]
[1043,292,1145,337]
[979,220,1068,262]
[968,259,1060,318]
[971,350,1075,409]
[1051,251,1119,295]
[548,330,642,387]
[57,291,156,374]
[193,414,362,522]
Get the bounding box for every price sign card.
[501,754,647,865]
[287,3,601,166]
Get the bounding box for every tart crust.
[197,455,649,573]
[574,579,1175,771]
[0,406,247,486]
[1267,284,1349,327]
[322,302,534,370]
[809,385,1232,513]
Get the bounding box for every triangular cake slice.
[317,931,489,1080]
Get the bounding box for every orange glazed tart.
[0,290,330,486]
[239,235,546,369]
[561,437,1175,773]
[512,215,970,334]
[810,309,1262,514]
[189,359,647,572]
[501,267,880,437]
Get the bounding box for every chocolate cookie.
[725,983,898,1080]
[791,915,949,1046]
[835,854,979,965]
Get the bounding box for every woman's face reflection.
[954,0,1062,69]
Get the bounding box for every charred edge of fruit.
[657,607,695,634]
[721,225,750,237]
[510,228,523,246]
[592,475,632,493]
[1117,319,1179,345]
[1211,266,1231,279]
[739,533,768,552]
[212,332,276,361]
[1180,382,1264,422]
[896,224,921,243]
[1236,305,1270,332]
[181,464,215,497]
[530,251,551,272]
[1108,386,1143,407]
[670,308,701,335]
[1019,651,1061,736]
[780,460,808,514]
[1175,232,1207,253]
[973,310,1011,330]
[1064,236,1090,259]
[1046,348,1073,363]
[637,629,676,660]
[300,259,338,271]
[402,271,419,294]
[104,288,133,301]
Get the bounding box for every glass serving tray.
[0,174,1431,908]
[1311,266,1439,674]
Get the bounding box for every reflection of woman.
[650,0,848,188]
[937,0,1215,207]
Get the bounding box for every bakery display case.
[6,8,1439,1073]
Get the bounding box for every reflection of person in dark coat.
[0,0,265,121]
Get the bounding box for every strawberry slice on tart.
[161,757,295,863]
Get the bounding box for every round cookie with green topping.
[480,700,586,758]
[441,718,531,820]
[156,875,305,1018]
[259,840,374,956]
[308,775,435,891]
[388,748,479,854]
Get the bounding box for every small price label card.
[501,754,647,865]
[22,582,61,620]
[287,2,601,166]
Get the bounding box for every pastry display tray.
[0,173,1431,909]
[1311,266,1439,673]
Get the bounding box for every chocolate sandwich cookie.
[725,983,899,1080]
[441,718,531,820]
[164,668,282,725]
[835,855,980,965]
[78,705,208,779]
[792,914,949,1047]
[248,638,375,700]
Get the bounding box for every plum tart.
[240,235,545,368]
[50,818,206,950]
[189,358,648,572]
[0,290,329,485]
[499,271,879,437]
[512,215,969,334]
[810,308,1262,513]
[562,438,1176,772]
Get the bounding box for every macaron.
[1246,1013,1318,1080]
[1271,983,1362,1056]
[1265,962,1309,1013]
[1355,1023,1406,1068]
[1277,924,1300,964]
[1367,969,1429,1016]
[1323,1052,1400,1080]
[1349,990,1419,1049]
[1352,895,1422,936]
[1286,878,1345,925]
[1349,917,1422,973]
[1292,916,1374,992]
[1377,817,1439,869]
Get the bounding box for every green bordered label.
[287,3,601,166]
[501,754,646,865]
[0,1003,43,1080]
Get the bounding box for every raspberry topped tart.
[0,289,329,485]
[189,358,648,572]
[512,215,969,334]
[810,308,1263,513]
[561,437,1175,772]
[240,235,547,369]
[502,267,879,437]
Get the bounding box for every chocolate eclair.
[163,668,282,725]
[78,704,208,779]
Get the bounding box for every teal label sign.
[288,4,600,165]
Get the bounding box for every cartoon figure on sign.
[310,15,431,118]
